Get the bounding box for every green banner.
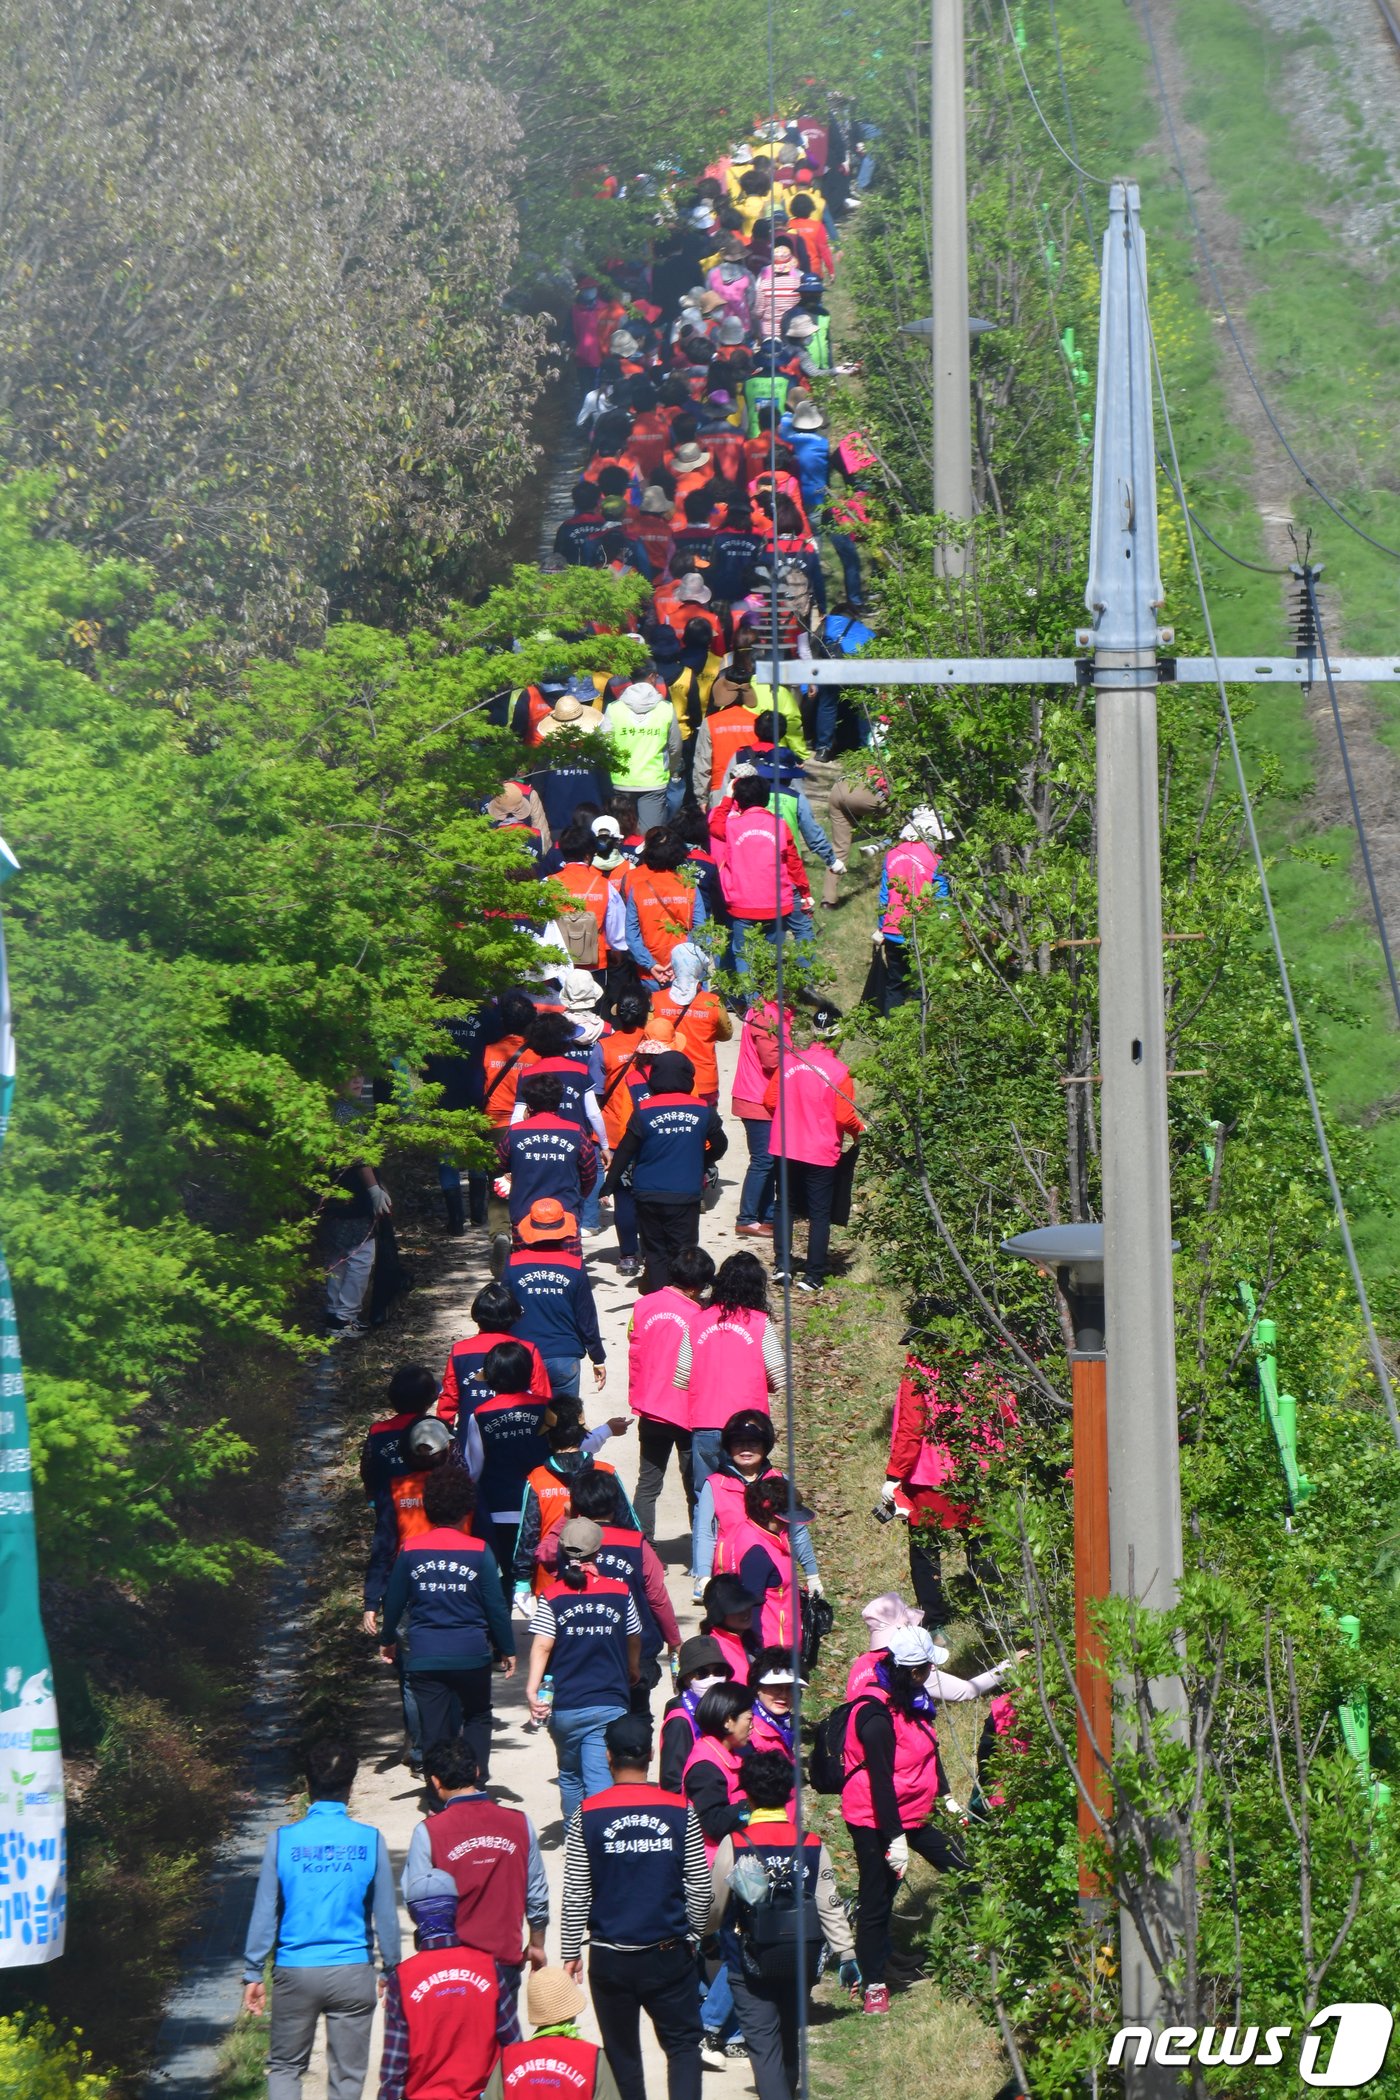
[0,840,66,1964]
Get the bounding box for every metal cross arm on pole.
[771,656,1400,686]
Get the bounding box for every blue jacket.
[243,1800,400,1980]
[601,1092,727,1204]
[778,420,831,511]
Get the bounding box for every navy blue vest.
[578,1782,691,1945]
[505,1115,587,1223]
[474,1392,550,1518]
[542,1576,633,1709]
[593,1525,660,1655]
[629,1093,711,1197]
[526,1052,593,1131]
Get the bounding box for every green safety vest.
[749,682,807,758]
[745,374,791,439]
[604,699,672,788]
[808,313,831,370]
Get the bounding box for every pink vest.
[683,1734,744,1863]
[732,1000,788,1119]
[880,841,942,936]
[755,262,804,327]
[709,1463,780,1571]
[725,1518,796,1648]
[721,808,795,919]
[841,1684,941,1830]
[628,1287,700,1429]
[768,1045,854,1166]
[686,1307,773,1430]
[710,1625,752,1683]
[844,1648,883,1700]
[706,263,752,321]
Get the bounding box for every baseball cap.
[558,1516,603,1557]
[887,1626,950,1669]
[604,1712,654,1763]
[406,1418,451,1465]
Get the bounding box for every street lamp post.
[1001,1224,1110,1903]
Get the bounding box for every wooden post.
[1071,1351,1111,1896]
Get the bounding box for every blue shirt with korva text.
[242,1798,400,1977]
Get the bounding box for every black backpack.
[808,1695,877,1795]
[729,1834,823,1985]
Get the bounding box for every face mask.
[689,1673,726,1696]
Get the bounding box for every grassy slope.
[1061,0,1400,1305]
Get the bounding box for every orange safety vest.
[600,1028,646,1148]
[524,1459,616,1590]
[627,865,696,970]
[555,862,612,964]
[704,703,761,792]
[649,989,723,1098]
[482,1033,528,1129]
[390,1471,433,1546]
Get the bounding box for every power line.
[997,0,1114,188]
[1133,0,1400,567]
[1302,566,1400,1028]
[1046,0,1098,254]
[1132,234,1400,1452]
[1172,488,1289,576]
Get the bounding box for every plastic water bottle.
[526,1674,554,1734]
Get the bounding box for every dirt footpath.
[305,1035,758,2099]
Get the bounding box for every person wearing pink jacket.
[764,1016,864,1292]
[715,773,810,985]
[625,1245,714,1541]
[732,999,790,1235]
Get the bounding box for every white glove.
[885,1834,909,1877]
[871,928,885,945]
[806,1574,823,1599]
[367,1183,391,1216]
[513,1584,533,1618]
[941,1795,963,1817]
[880,1480,899,1506]
[829,858,846,874]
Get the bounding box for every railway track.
[1376,0,1400,52]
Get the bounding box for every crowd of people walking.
[251,101,1019,2100]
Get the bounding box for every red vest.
[395,1943,499,2100]
[840,1684,941,1831]
[492,2035,601,2098]
[426,1796,530,1965]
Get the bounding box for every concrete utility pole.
[1085,178,1187,2092]
[930,0,972,560]
[778,176,1400,2075]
